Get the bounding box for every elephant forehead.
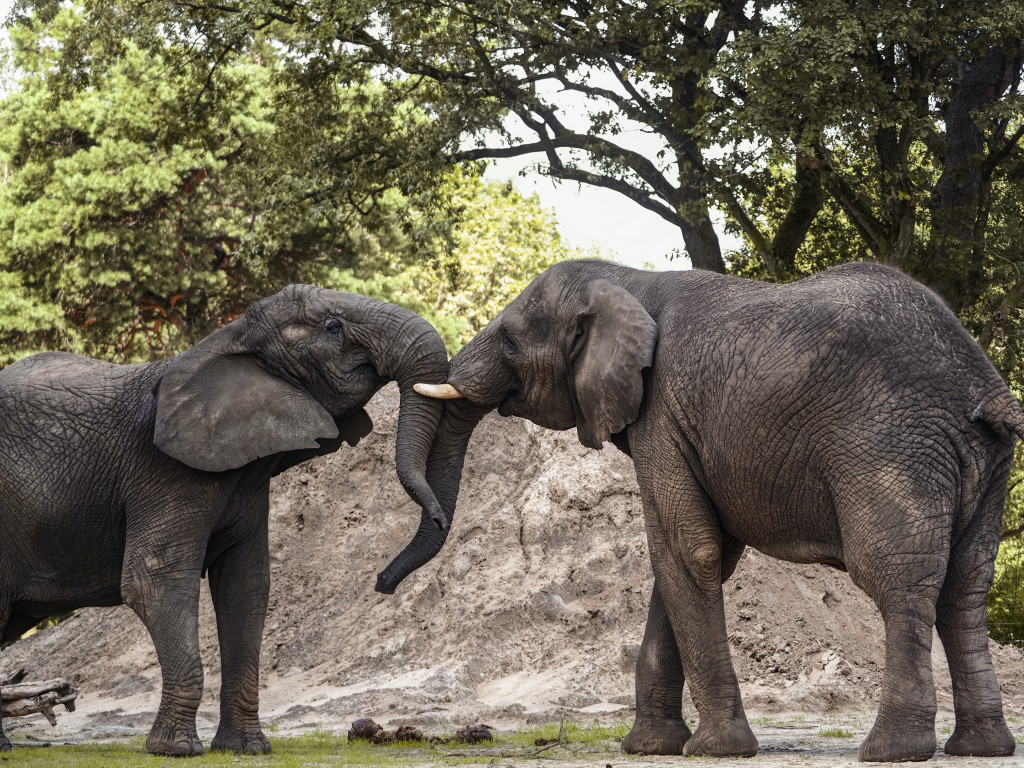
[516,275,578,326]
[248,285,352,327]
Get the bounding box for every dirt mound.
[3,384,1023,742]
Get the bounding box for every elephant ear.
[568,279,658,450]
[153,322,338,472]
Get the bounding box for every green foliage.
[0,3,574,364]
[394,169,581,349]
[0,5,278,362]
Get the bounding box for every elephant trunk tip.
[374,573,397,595]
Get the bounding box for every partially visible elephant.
[0,286,455,756]
[414,261,1023,762]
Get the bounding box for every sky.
[483,156,695,272]
[474,77,713,273]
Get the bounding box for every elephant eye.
[501,329,519,356]
[324,317,344,338]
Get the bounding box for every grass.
[818,726,854,738]
[1,722,635,768]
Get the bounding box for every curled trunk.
[375,399,491,593]
[358,311,454,592]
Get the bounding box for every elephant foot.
[146,724,204,756]
[0,734,11,752]
[212,725,271,755]
[621,717,692,755]
[858,721,935,763]
[681,718,758,758]
[944,718,1015,757]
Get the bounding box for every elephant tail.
[971,389,1024,442]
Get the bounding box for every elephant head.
[400,261,658,587]
[151,284,452,590]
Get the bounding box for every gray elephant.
[0,286,455,756]
[413,261,1023,762]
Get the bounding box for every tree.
[301,171,584,351]
[0,6,280,362]
[0,2,582,363]
[59,0,766,274]
[65,1,1020,285]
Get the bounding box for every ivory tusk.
[413,382,464,399]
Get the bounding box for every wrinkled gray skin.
[419,261,1024,763]
[0,286,453,756]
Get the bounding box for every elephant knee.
[685,542,723,595]
[690,542,720,571]
[121,574,140,610]
[121,568,151,615]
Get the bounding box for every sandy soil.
[3,384,1023,763]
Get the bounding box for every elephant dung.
[347,718,383,742]
[455,724,493,743]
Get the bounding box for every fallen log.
[1,671,78,726]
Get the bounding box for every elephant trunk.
[372,316,451,534]
[375,398,491,594]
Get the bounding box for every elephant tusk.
[413,382,464,399]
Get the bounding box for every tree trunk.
[675,185,726,274]
[769,150,827,276]
[927,47,1010,312]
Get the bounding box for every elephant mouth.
[497,390,526,417]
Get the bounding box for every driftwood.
[1,669,78,726]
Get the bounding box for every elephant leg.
[847,517,948,762]
[621,580,692,755]
[857,596,940,762]
[636,462,757,758]
[936,473,1015,757]
[208,494,271,755]
[121,530,206,756]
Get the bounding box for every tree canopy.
[22,0,1019,380]
[0,2,579,361]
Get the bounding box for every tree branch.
[717,186,776,276]
[547,167,685,228]
[821,160,891,258]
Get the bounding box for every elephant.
[413,260,1024,762]
[0,285,457,756]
